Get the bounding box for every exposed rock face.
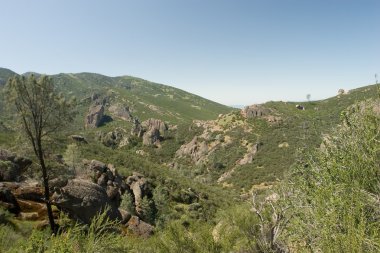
[175,137,209,164]
[126,215,154,238]
[125,173,152,216]
[0,149,32,182]
[242,105,269,118]
[52,179,121,224]
[109,104,132,121]
[85,105,104,128]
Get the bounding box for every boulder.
[126,215,154,238]
[70,135,88,144]
[85,104,104,128]
[52,179,121,224]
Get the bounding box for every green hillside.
[0,67,379,252]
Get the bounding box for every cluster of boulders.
[50,160,154,237]
[0,150,154,237]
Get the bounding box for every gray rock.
[141,118,168,146]
[85,104,104,128]
[52,179,121,224]
[108,104,132,121]
[126,215,154,238]
[126,173,152,216]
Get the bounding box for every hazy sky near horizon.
[1,0,379,105]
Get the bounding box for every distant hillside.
[0,68,17,86]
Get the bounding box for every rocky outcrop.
[241,105,282,124]
[51,160,130,224]
[142,118,168,134]
[85,104,104,128]
[108,104,132,121]
[242,104,269,118]
[142,118,168,146]
[0,149,32,182]
[52,179,121,224]
[131,118,168,146]
[175,137,209,164]
[125,173,152,216]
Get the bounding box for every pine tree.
[5,75,76,234]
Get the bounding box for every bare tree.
[5,75,76,234]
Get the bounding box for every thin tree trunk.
[37,144,56,234]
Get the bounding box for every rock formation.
[125,172,152,216]
[131,118,168,146]
[175,136,209,164]
[52,179,121,224]
[85,104,104,128]
[125,215,154,238]
[108,104,132,121]
[242,104,269,118]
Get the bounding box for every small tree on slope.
[5,75,76,234]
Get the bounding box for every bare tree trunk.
[37,144,56,234]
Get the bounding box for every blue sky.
[0,0,379,105]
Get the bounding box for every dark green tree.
[5,75,76,234]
